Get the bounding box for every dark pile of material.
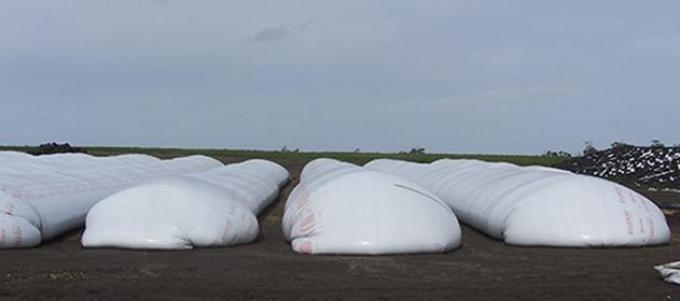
[554,144,680,190]
[30,142,87,155]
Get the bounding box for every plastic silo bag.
[282,158,461,255]
[82,159,290,249]
[365,159,671,247]
[0,152,223,248]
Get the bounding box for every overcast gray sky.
[1,1,678,154]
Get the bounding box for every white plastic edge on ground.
[0,151,223,248]
[655,261,680,285]
[81,159,290,249]
[365,158,671,247]
[282,158,461,255]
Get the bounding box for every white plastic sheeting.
[82,159,290,249]
[282,158,461,255]
[655,261,680,285]
[0,152,223,248]
[366,159,671,247]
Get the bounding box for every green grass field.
[0,145,567,167]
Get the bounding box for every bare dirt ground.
[0,159,678,300]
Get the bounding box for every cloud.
[248,21,310,43]
[146,0,173,6]
[249,26,291,43]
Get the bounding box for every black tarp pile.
[554,144,680,190]
[29,142,87,155]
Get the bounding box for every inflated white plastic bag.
[283,158,461,255]
[82,159,290,249]
[0,152,223,248]
[365,159,671,247]
[0,152,160,174]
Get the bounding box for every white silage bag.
[0,153,223,248]
[365,159,671,247]
[82,159,290,249]
[0,152,160,173]
[283,158,461,255]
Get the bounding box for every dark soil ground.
[0,159,679,300]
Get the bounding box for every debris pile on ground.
[554,144,680,190]
[30,142,86,155]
